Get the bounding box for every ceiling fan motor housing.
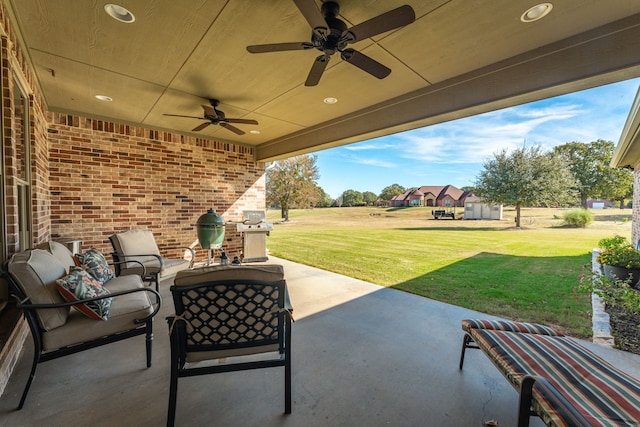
[312,1,348,54]
[210,109,225,122]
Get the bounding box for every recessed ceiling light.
[250,130,261,135]
[104,4,135,23]
[324,97,338,104]
[95,95,113,102]
[520,3,553,22]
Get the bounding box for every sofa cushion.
[102,273,145,293]
[74,248,115,284]
[8,249,69,331]
[42,287,154,351]
[36,241,76,274]
[56,267,112,320]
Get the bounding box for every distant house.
[375,198,388,207]
[406,188,425,206]
[389,185,473,207]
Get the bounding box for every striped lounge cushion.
[462,319,563,336]
[469,328,640,426]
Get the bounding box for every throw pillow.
[56,267,112,320]
[75,249,115,284]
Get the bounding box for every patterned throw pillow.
[56,267,112,320]
[75,249,115,284]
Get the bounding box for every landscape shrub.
[578,267,640,317]
[562,208,593,227]
[598,235,629,250]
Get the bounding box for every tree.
[461,185,478,194]
[266,155,319,220]
[474,145,575,228]
[554,140,630,208]
[315,185,334,208]
[341,189,364,207]
[379,183,406,201]
[362,191,378,206]
[598,166,634,209]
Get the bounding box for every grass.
[265,206,634,338]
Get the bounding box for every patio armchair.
[3,241,161,409]
[109,229,195,290]
[166,264,293,427]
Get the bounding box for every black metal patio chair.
[166,264,293,427]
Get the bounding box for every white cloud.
[344,142,396,151]
[387,99,594,164]
[351,157,396,168]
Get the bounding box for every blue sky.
[315,78,640,199]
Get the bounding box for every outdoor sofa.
[2,241,161,409]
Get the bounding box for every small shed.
[463,196,503,220]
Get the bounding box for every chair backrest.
[171,265,288,360]
[110,229,162,270]
[7,249,70,331]
[36,241,76,273]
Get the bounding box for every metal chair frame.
[166,278,292,427]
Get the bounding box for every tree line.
[267,140,633,222]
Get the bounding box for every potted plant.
[596,237,640,288]
[598,235,629,251]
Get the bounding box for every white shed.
[463,196,503,220]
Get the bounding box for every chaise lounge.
[459,318,640,426]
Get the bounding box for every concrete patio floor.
[1,256,640,427]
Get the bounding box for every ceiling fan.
[246,0,415,86]
[163,99,258,135]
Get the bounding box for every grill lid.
[243,210,266,225]
[197,208,225,227]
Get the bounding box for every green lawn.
[265,206,633,338]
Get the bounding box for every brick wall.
[0,0,267,395]
[47,113,266,261]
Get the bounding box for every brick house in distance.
[389,185,473,207]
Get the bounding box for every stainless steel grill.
[236,210,273,262]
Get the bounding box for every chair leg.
[145,320,153,368]
[285,357,292,414]
[459,334,472,370]
[17,347,40,410]
[167,369,178,427]
[518,376,534,427]
[167,322,179,427]
[152,272,159,292]
[284,320,292,414]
